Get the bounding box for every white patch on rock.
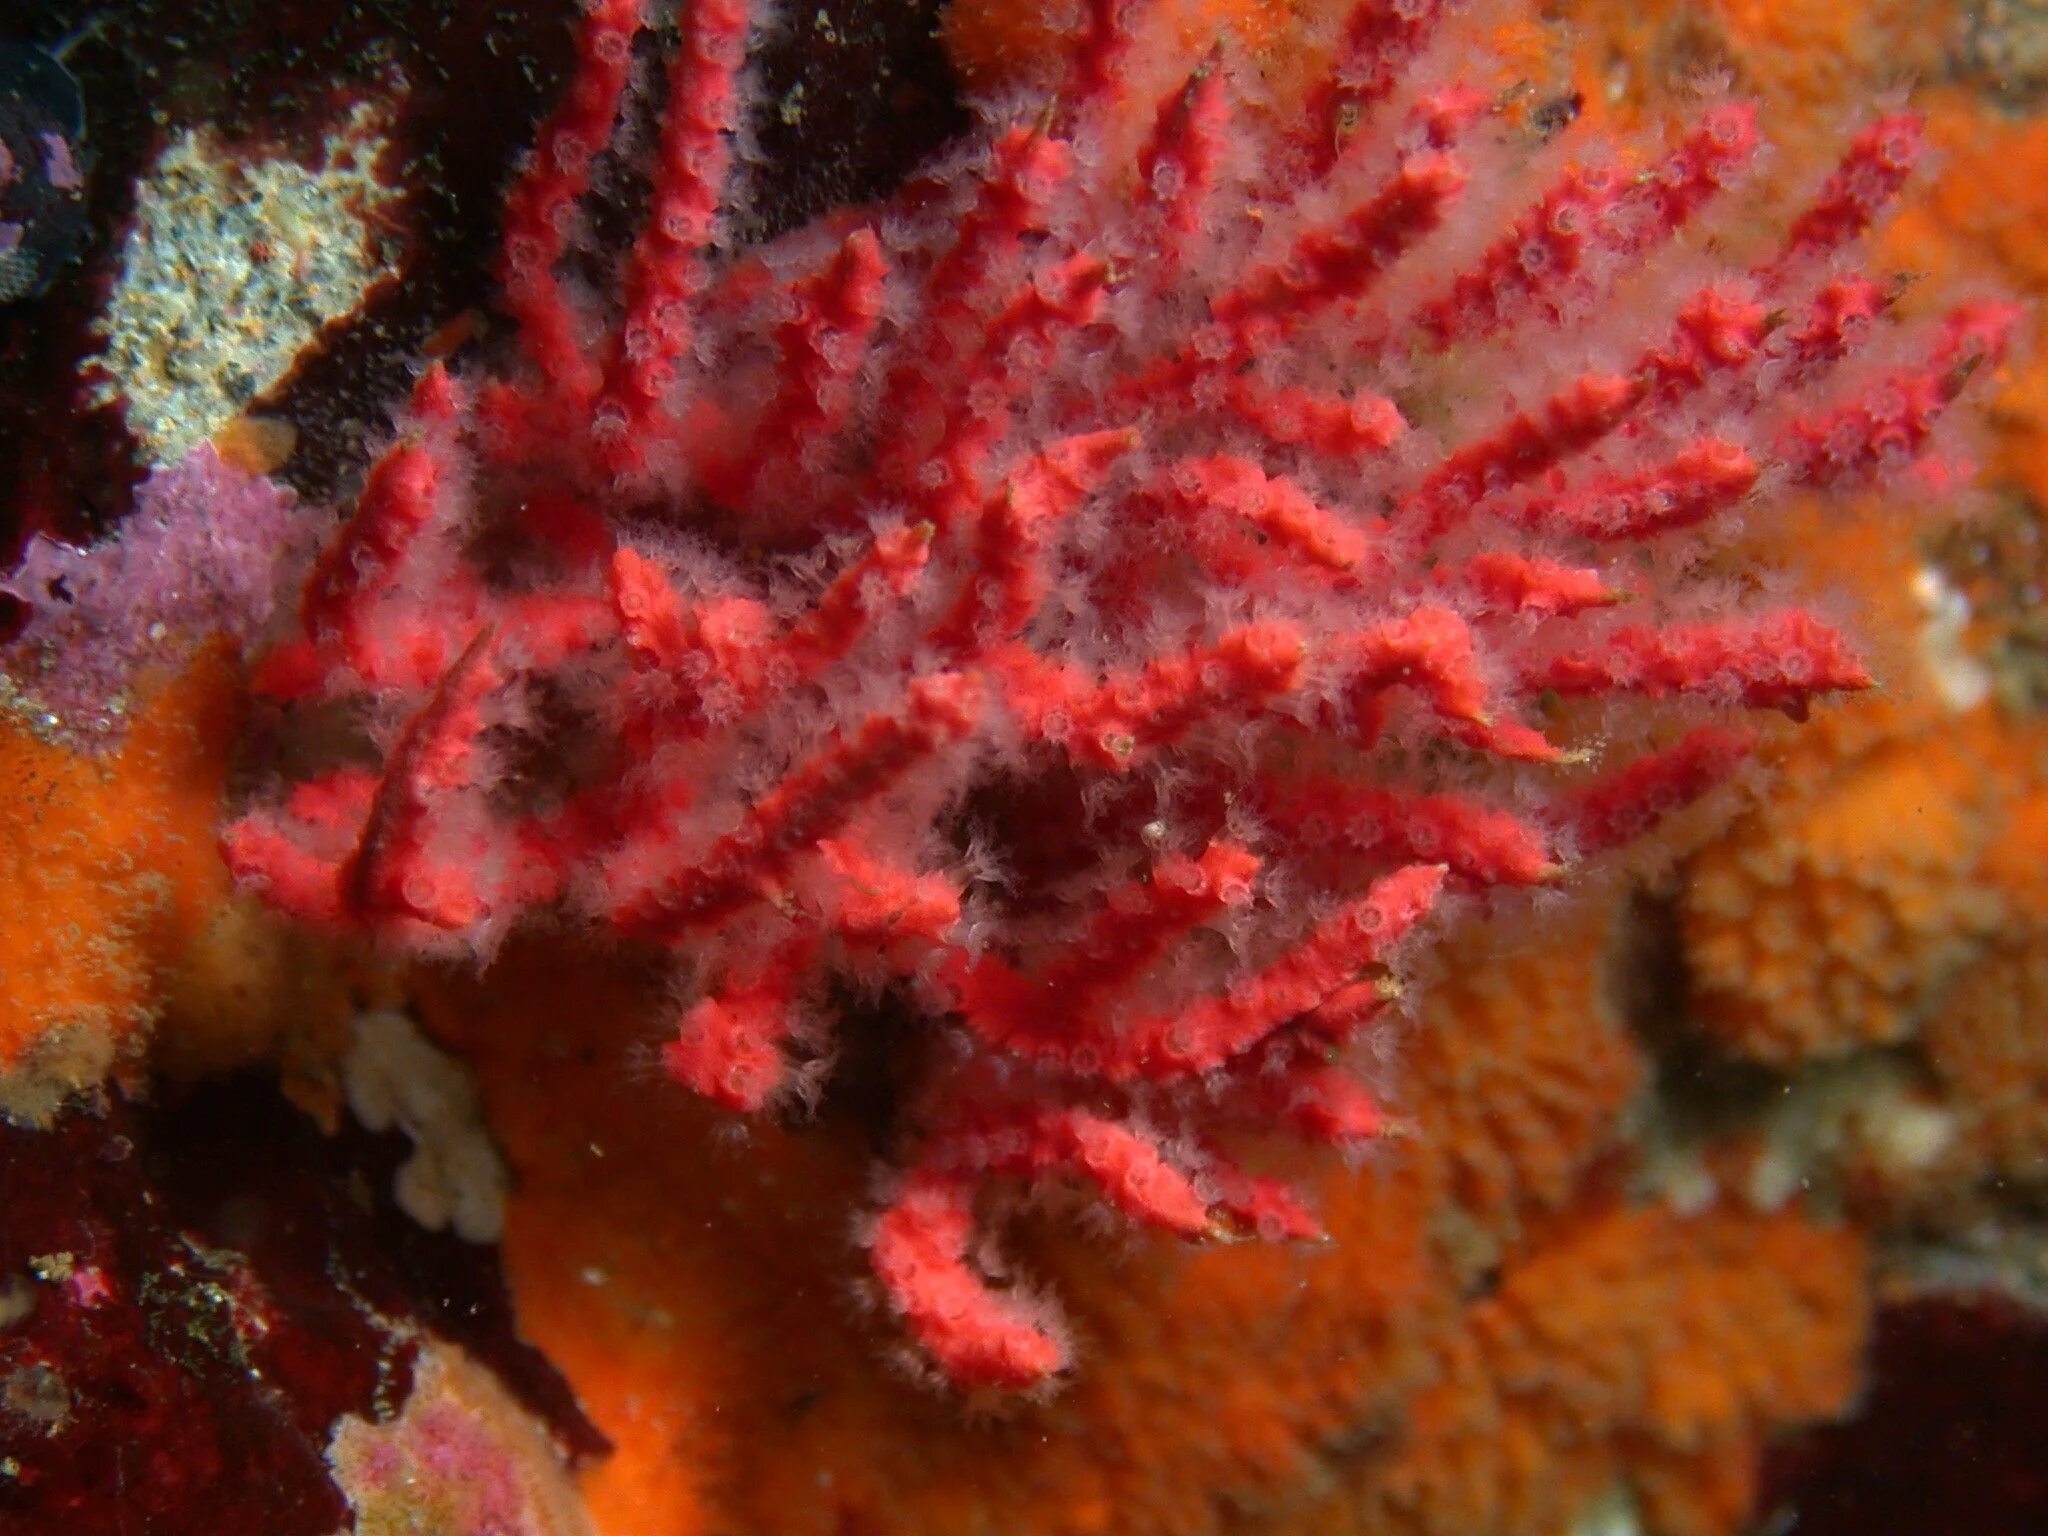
[1911,563,1993,713]
[343,1009,509,1244]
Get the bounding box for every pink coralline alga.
[3,445,304,746]
[219,0,2010,1388]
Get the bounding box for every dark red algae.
[0,1078,603,1533]
[1757,1292,2048,1535]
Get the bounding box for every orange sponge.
[0,647,240,1119]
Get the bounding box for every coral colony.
[218,0,2008,1388]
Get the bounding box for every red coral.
[222,0,2003,1387]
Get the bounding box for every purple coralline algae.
[1,443,307,747]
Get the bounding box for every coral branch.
[869,1168,1068,1390]
[214,0,2000,1391]
[595,0,753,474]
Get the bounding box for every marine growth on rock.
[214,0,2009,1388]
